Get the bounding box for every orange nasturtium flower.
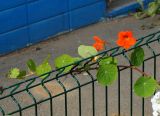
[116,31,136,50]
[92,36,106,51]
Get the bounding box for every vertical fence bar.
[122,50,132,116]
[146,38,156,80]
[55,68,68,116]
[26,79,38,116]
[86,71,95,116]
[110,48,120,116]
[117,67,120,116]
[105,87,108,116]
[142,62,145,116]
[41,74,53,116]
[10,85,22,116]
[79,86,82,116]
[130,68,133,116]
[70,73,82,116]
[154,56,156,80]
[0,107,5,116]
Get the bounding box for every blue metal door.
[0,0,106,55]
[0,0,153,55]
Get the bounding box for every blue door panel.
[0,5,27,34]
[70,1,106,29]
[0,0,25,11]
[29,14,69,43]
[69,0,101,10]
[0,0,36,12]
[28,0,68,24]
[0,27,29,54]
[27,0,37,2]
[0,0,106,55]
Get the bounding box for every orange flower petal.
[129,37,136,45]
[118,31,125,39]
[93,36,106,44]
[92,36,106,51]
[116,38,124,46]
[116,31,136,50]
[93,42,104,51]
[123,45,130,50]
[126,31,133,38]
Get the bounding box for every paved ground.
[0,15,160,116]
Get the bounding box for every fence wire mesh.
[1,31,160,116]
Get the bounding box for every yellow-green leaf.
[36,57,52,78]
[147,2,159,16]
[7,68,20,79]
[54,54,78,73]
[78,45,98,58]
[99,57,118,66]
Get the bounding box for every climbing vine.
[135,0,160,19]
[5,31,159,98]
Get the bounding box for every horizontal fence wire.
[0,31,160,116]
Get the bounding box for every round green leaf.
[134,76,157,97]
[131,47,144,66]
[8,68,20,79]
[36,62,52,78]
[17,70,26,79]
[54,54,77,73]
[99,57,118,66]
[36,56,52,79]
[73,57,81,62]
[78,45,98,58]
[27,59,36,72]
[97,64,118,86]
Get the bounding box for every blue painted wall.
[0,0,153,55]
[0,0,106,55]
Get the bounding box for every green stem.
[72,64,150,77]
[118,65,150,77]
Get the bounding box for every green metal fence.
[1,31,160,116]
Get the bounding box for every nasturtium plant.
[4,31,160,99]
[92,36,106,51]
[73,57,81,62]
[36,55,52,78]
[131,47,144,66]
[7,68,26,79]
[134,76,157,97]
[54,54,80,73]
[27,59,36,72]
[78,45,98,58]
[135,0,160,19]
[36,62,52,78]
[7,68,20,79]
[99,57,118,66]
[147,2,159,16]
[97,64,118,86]
[17,70,26,79]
